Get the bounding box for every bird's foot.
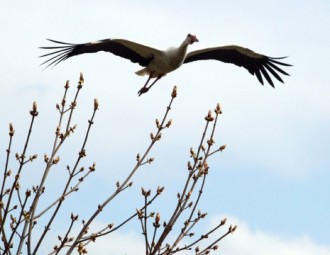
[137,86,149,96]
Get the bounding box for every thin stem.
[0,130,13,203]
[77,192,160,244]
[65,84,82,132]
[173,221,227,254]
[32,107,97,255]
[66,95,176,255]
[144,195,149,255]
[24,84,70,255]
[0,131,14,250]
[4,111,37,255]
[196,230,231,255]
[54,217,76,255]
[6,194,29,252]
[34,169,93,220]
[151,225,158,254]
[170,174,207,250]
[151,120,210,255]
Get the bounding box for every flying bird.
[40,34,291,96]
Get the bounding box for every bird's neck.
[177,40,189,57]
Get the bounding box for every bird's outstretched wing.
[40,38,162,68]
[184,45,291,87]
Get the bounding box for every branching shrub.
[0,73,236,255]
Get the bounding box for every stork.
[40,34,291,96]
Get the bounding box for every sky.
[1,1,330,254]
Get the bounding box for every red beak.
[192,35,199,43]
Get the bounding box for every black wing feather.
[184,46,291,87]
[40,38,154,68]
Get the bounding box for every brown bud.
[190,148,195,158]
[71,101,77,108]
[228,224,237,233]
[79,149,86,158]
[89,162,96,172]
[23,211,30,221]
[207,138,215,146]
[55,126,60,136]
[215,103,222,114]
[201,213,207,219]
[219,145,226,152]
[155,212,161,224]
[30,101,38,116]
[155,119,160,128]
[136,153,140,161]
[14,181,20,190]
[148,157,154,164]
[9,123,15,137]
[156,132,162,141]
[78,72,84,86]
[166,119,173,128]
[157,186,164,194]
[204,110,214,122]
[220,218,227,226]
[25,189,31,197]
[136,209,143,219]
[52,156,60,164]
[30,154,38,162]
[65,80,70,89]
[94,98,99,111]
[71,213,79,221]
[33,101,37,112]
[203,161,209,171]
[171,86,177,98]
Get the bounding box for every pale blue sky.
[1,1,330,254]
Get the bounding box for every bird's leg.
[138,73,153,96]
[138,75,163,96]
[147,75,162,91]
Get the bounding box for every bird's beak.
[192,35,199,43]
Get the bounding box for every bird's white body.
[135,38,191,78]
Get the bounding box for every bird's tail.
[135,68,148,76]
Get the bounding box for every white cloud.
[75,216,330,255]
[214,216,330,255]
[86,230,145,255]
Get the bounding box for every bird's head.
[187,34,199,44]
